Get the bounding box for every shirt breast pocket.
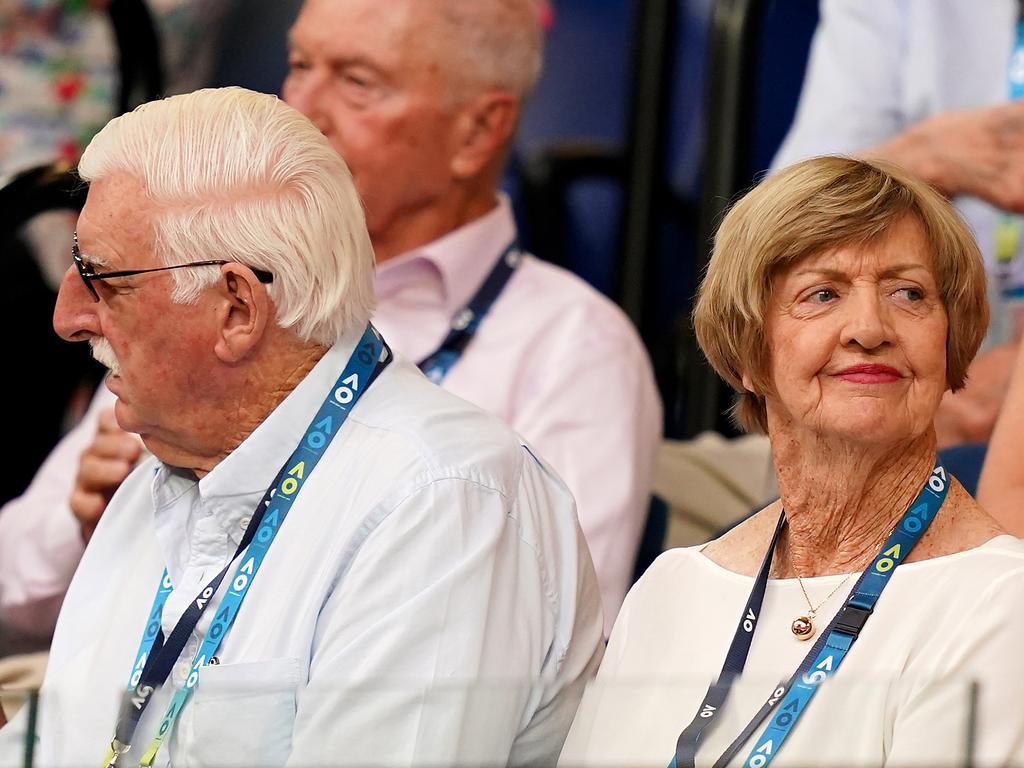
[179,657,302,767]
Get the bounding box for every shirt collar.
[374,193,517,313]
[150,328,364,544]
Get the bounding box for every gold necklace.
[786,522,896,641]
[790,573,855,641]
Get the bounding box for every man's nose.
[53,266,101,342]
[839,287,892,350]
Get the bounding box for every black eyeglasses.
[72,232,274,302]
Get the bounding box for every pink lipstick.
[835,363,903,384]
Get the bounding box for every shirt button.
[176,661,191,680]
[239,516,251,531]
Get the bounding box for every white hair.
[438,0,544,102]
[77,86,377,346]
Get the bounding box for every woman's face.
[758,216,949,446]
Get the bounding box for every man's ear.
[450,90,519,179]
[212,264,271,363]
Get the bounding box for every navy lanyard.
[102,324,390,768]
[671,463,950,768]
[417,240,521,384]
[672,513,785,767]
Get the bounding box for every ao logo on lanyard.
[670,464,949,768]
[417,241,521,384]
[101,324,390,768]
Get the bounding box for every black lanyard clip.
[834,604,873,638]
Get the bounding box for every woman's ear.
[212,264,271,363]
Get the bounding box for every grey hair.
[77,86,377,346]
[438,0,545,102]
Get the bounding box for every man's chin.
[111,396,140,434]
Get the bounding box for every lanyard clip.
[834,604,873,639]
[104,739,131,768]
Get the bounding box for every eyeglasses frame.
[72,232,273,302]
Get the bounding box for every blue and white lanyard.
[670,463,950,768]
[417,240,521,384]
[103,323,390,767]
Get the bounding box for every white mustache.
[89,338,121,376]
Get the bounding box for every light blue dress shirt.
[0,330,604,767]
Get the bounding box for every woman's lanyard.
[417,240,521,384]
[670,463,950,768]
[101,323,391,768]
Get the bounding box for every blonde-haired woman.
[561,156,1024,768]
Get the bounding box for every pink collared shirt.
[374,197,662,630]
[0,197,661,639]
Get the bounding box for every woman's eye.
[895,286,924,302]
[805,288,836,304]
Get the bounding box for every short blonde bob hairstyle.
[694,156,989,434]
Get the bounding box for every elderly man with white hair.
[0,86,603,767]
[0,0,661,647]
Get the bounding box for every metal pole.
[619,0,675,333]
[23,690,38,768]
[686,0,758,436]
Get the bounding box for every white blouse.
[561,535,1024,768]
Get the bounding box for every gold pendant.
[791,616,814,640]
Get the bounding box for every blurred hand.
[934,341,1020,448]
[866,102,1024,212]
[70,408,143,543]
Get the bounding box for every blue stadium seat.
[211,0,302,95]
[938,444,988,498]
[509,0,634,298]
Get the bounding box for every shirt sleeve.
[512,311,662,636]
[0,386,112,638]
[285,470,604,768]
[885,565,1024,767]
[771,0,909,171]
